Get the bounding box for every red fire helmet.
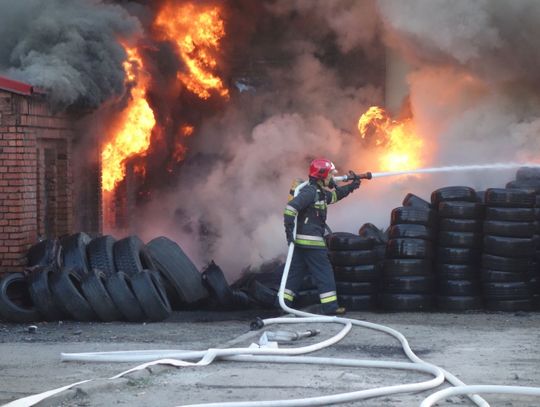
[309,158,337,179]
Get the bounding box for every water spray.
[333,162,540,182]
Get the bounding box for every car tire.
[113,236,156,276]
[50,270,97,321]
[388,224,434,240]
[130,270,172,321]
[147,237,208,304]
[431,186,477,207]
[87,235,117,276]
[326,232,375,251]
[61,233,92,278]
[390,207,436,227]
[402,193,431,209]
[386,238,433,259]
[81,270,123,322]
[0,273,42,322]
[105,272,146,322]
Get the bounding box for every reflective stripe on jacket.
[283,179,354,249]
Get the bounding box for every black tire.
[439,218,482,233]
[336,281,377,295]
[0,273,42,322]
[485,299,533,311]
[201,261,235,308]
[326,232,374,251]
[379,293,433,311]
[483,221,534,238]
[485,188,535,208]
[506,180,540,194]
[130,270,172,321]
[515,167,540,181]
[386,238,433,259]
[438,279,480,296]
[105,272,146,322]
[333,264,380,282]
[483,281,532,300]
[382,275,434,294]
[50,270,97,321]
[483,235,535,258]
[390,207,436,227]
[436,296,483,311]
[247,280,278,309]
[481,269,529,283]
[87,235,117,276]
[374,244,386,260]
[383,259,432,276]
[438,231,482,248]
[27,239,61,269]
[437,247,479,265]
[147,237,208,304]
[388,224,434,240]
[113,236,156,276]
[481,254,534,273]
[402,193,431,209]
[436,263,478,280]
[28,267,68,321]
[485,207,535,222]
[61,233,92,278]
[431,186,477,207]
[358,223,387,244]
[81,270,123,322]
[338,294,377,311]
[328,250,376,266]
[438,201,484,220]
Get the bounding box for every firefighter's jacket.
[284,179,355,248]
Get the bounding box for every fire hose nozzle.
[333,171,373,183]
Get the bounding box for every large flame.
[101,46,156,192]
[154,2,229,100]
[358,106,423,172]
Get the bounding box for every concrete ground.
[0,310,539,407]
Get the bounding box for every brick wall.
[0,90,83,272]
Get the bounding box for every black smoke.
[0,0,141,109]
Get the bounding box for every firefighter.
[283,158,361,315]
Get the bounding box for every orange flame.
[154,2,229,100]
[358,106,423,172]
[101,46,156,192]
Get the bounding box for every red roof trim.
[0,75,43,96]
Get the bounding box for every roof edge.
[0,75,45,96]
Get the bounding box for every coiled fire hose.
[8,171,540,407]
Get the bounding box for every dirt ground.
[1,309,539,407]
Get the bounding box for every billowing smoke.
[0,0,141,109]
[378,0,540,165]
[135,0,540,280]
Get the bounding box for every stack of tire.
[0,233,209,323]
[482,188,536,311]
[381,195,436,311]
[432,187,484,311]
[506,167,540,310]
[326,232,379,310]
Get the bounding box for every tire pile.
[0,233,209,322]
[380,194,436,311]
[481,188,536,311]
[432,187,484,311]
[506,167,540,309]
[327,232,379,311]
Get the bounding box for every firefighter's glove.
[285,223,294,245]
[350,178,361,190]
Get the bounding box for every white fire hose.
[8,168,540,407]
